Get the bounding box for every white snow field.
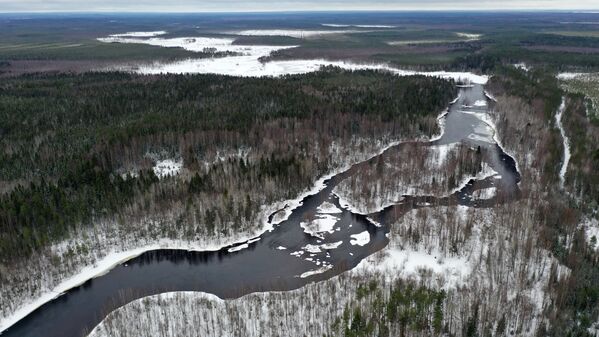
[321,23,396,28]
[231,29,372,38]
[98,31,489,84]
[109,31,167,37]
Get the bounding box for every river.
[1,83,520,337]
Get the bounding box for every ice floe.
[321,23,396,28]
[227,243,249,253]
[299,214,339,239]
[299,265,333,278]
[350,231,370,246]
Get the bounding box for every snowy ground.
[333,142,486,215]
[89,202,569,337]
[97,31,489,84]
[152,159,183,179]
[321,23,396,28]
[230,29,372,38]
[554,97,570,188]
[0,135,424,334]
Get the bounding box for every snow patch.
[316,201,342,214]
[109,31,166,38]
[472,187,496,200]
[153,159,182,179]
[98,32,489,84]
[350,231,370,246]
[232,29,371,38]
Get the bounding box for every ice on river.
[299,265,333,278]
[350,231,370,246]
[300,214,339,239]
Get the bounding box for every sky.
[0,0,598,12]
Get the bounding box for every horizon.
[1,1,599,14]
[1,9,599,15]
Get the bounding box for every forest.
[0,68,456,262]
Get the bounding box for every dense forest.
[0,68,456,262]
[482,67,599,336]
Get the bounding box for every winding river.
[2,83,520,337]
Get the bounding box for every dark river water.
[1,84,520,337]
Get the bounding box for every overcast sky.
[1,0,598,12]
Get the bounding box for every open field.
[3,12,599,74]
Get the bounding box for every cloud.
[0,0,598,12]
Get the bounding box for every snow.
[484,91,497,102]
[109,31,166,37]
[473,99,487,107]
[232,29,371,38]
[358,248,471,287]
[228,243,249,253]
[472,187,497,200]
[321,241,343,250]
[557,72,591,80]
[455,32,482,40]
[449,93,461,105]
[349,231,370,246]
[300,214,339,239]
[302,241,343,254]
[316,201,342,214]
[581,218,599,251]
[321,23,396,28]
[555,97,570,188]
[98,32,489,84]
[434,143,459,167]
[0,246,160,333]
[513,63,530,71]
[276,246,287,250]
[450,163,499,195]
[152,159,182,178]
[299,265,333,278]
[2,138,393,333]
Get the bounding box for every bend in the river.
[2,83,521,337]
